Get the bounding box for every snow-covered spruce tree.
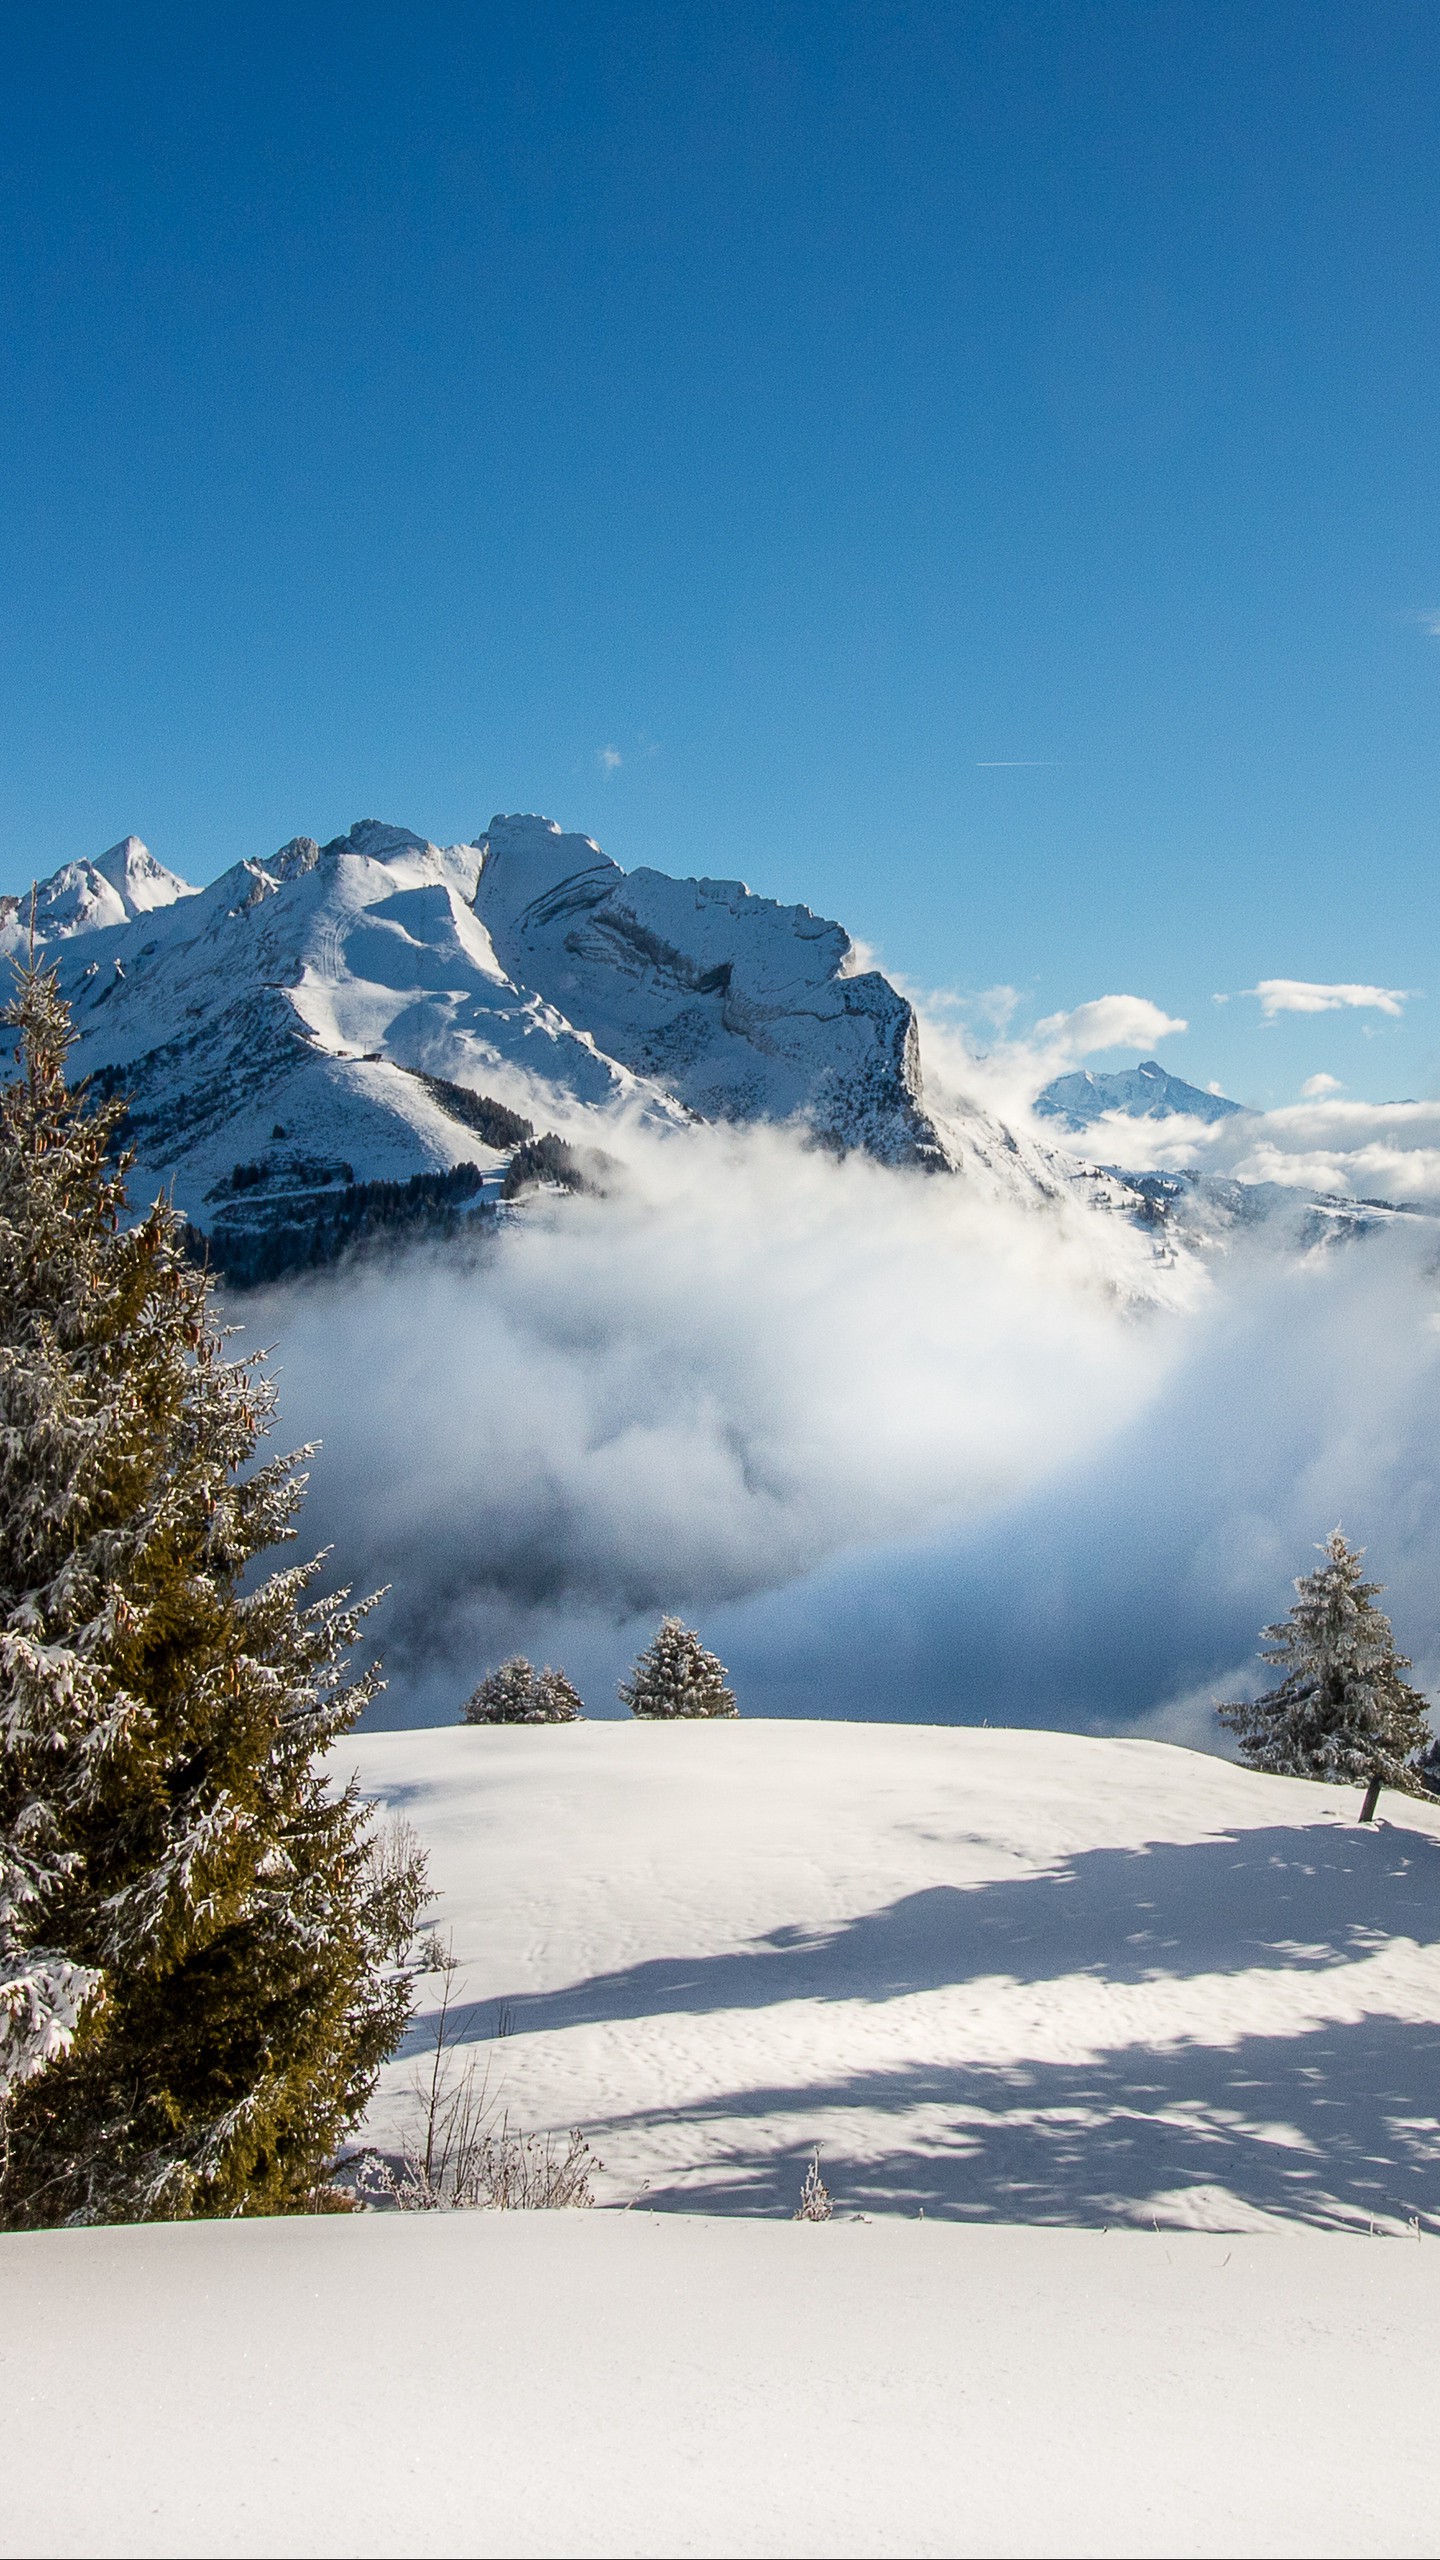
[619,1618,737,1719]
[1218,1530,1432,1815]
[0,963,426,2227]
[461,1658,583,1724]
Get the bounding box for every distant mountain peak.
[1035,1059,1246,1133]
[0,836,195,946]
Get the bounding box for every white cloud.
[712,1225,1440,1733]
[1301,1073,1344,1098]
[597,746,623,773]
[1249,979,1411,1020]
[893,984,1189,1129]
[1033,994,1188,1057]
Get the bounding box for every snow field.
[10,1720,1440,2559]
[352,1721,1440,2230]
[5,2210,1438,2558]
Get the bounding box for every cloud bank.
[244,1076,1440,1747]
[251,1120,1188,1724]
[707,1224,1440,1749]
[233,934,1440,1744]
[1054,1094,1440,1202]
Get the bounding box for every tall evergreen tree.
[0,963,425,2226]
[1218,1530,1432,1810]
[619,1618,738,1719]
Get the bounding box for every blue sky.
[5,2,1440,1104]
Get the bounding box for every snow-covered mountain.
[1035,1059,1247,1132]
[0,836,194,944]
[8,820,1425,1279]
[7,816,1086,1275]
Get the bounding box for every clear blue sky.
[5,1,1440,1104]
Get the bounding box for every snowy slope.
[7,1717,1439,2560]
[5,2212,1438,2559]
[350,1720,1440,2233]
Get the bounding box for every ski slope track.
[1,819,1125,1261]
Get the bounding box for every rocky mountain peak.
[322,820,439,864]
[475,814,621,937]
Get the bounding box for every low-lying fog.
[239,1100,1440,1744]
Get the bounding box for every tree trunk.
[1359,1775,1382,1825]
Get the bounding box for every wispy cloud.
[1248,979,1412,1019]
[597,745,623,773]
[1301,1072,1345,1098]
[1405,609,1440,637]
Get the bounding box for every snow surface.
[4,2211,1438,2558]
[7,1721,1440,2559]
[352,1721,1440,2233]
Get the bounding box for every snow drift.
[6,2211,1437,2559]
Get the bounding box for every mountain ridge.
[6,815,1075,1274]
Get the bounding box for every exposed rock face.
[471,815,949,1167]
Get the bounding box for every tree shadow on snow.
[610,2008,1440,2230]
[401,1818,1440,2050]
[394,1816,1440,2227]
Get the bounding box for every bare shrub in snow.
[1219,1529,1433,1815]
[462,1658,584,1723]
[794,2149,834,2221]
[387,1936,597,2209]
[620,1617,737,1719]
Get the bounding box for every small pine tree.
[619,1618,737,1720]
[793,2148,833,2221]
[0,963,427,2226]
[461,1658,584,1724]
[1218,1529,1432,1806]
